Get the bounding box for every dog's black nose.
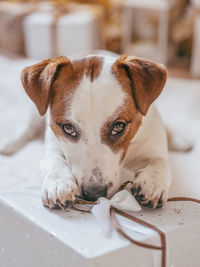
[82,185,107,202]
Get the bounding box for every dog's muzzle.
[81,184,107,202]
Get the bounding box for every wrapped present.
[0,2,36,57]
[0,1,105,59]
[23,2,105,59]
[0,186,200,267]
[104,0,124,53]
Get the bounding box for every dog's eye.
[63,124,77,137]
[111,122,126,136]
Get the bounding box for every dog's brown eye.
[111,122,126,136]
[63,124,77,137]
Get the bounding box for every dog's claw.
[156,196,163,208]
[131,185,141,195]
[143,200,154,208]
[41,176,80,209]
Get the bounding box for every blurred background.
[0,0,200,78]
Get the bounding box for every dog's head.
[21,55,167,201]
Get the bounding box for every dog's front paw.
[131,161,169,208]
[41,175,80,208]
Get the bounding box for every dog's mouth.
[80,185,107,202]
[79,181,114,202]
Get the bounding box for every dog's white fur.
[1,55,174,208]
[56,59,125,198]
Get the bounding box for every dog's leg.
[0,113,45,156]
[123,107,172,208]
[40,128,80,208]
[131,157,171,208]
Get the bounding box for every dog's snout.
[82,185,107,202]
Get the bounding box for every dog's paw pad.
[135,193,145,203]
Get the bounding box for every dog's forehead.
[69,58,126,126]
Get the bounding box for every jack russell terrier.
[1,54,174,209]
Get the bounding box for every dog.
[1,54,173,209]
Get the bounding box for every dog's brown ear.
[21,56,71,116]
[112,55,167,115]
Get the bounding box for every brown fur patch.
[22,55,103,139]
[85,56,103,82]
[49,56,103,138]
[112,55,167,115]
[21,56,70,116]
[104,54,167,160]
[101,96,142,161]
[22,55,103,116]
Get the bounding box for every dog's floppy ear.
[112,55,167,115]
[21,56,71,116]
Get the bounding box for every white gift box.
[0,1,36,56]
[0,187,200,267]
[23,9,103,60]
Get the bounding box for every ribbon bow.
[91,190,141,237]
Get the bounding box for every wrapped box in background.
[23,3,105,59]
[0,1,105,59]
[0,2,36,57]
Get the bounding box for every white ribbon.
[91,190,141,237]
[91,190,168,267]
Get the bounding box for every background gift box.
[0,1,36,57]
[23,2,105,59]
